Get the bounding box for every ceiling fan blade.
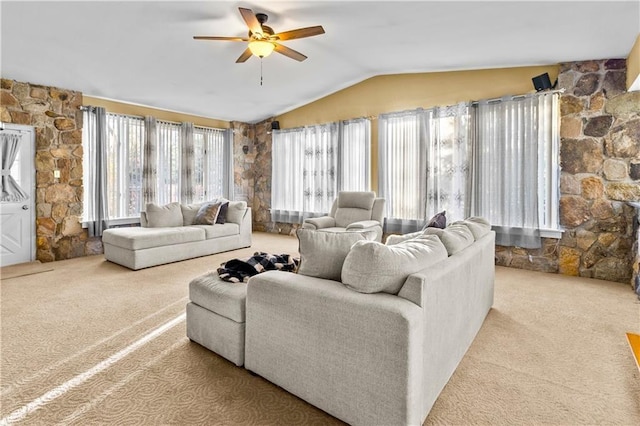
[236,47,253,63]
[193,36,249,41]
[274,43,307,62]
[273,26,325,41]
[239,7,263,37]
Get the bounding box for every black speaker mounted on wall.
[271,121,280,130]
[532,73,556,92]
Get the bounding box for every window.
[104,113,144,220]
[271,119,371,223]
[339,118,371,191]
[379,104,471,233]
[470,92,560,247]
[379,92,560,246]
[83,109,231,228]
[378,110,425,233]
[193,126,231,202]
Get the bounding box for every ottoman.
[186,272,247,366]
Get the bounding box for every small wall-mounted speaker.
[532,73,553,92]
[271,121,280,130]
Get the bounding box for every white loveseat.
[244,218,495,426]
[102,201,251,270]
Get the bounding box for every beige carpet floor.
[0,261,54,281]
[1,232,639,425]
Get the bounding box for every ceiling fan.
[194,7,325,63]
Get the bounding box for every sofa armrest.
[245,271,424,426]
[345,220,380,230]
[302,216,336,230]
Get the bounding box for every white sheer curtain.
[378,109,427,233]
[424,102,471,223]
[339,118,370,191]
[271,123,338,223]
[470,94,551,248]
[155,120,181,205]
[271,128,305,223]
[303,123,338,215]
[82,107,108,236]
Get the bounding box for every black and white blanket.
[217,252,299,283]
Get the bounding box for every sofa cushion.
[226,201,248,225]
[461,217,492,240]
[337,191,376,210]
[335,208,373,228]
[102,226,205,250]
[334,192,376,228]
[341,234,448,294]
[181,202,203,226]
[385,230,423,246]
[297,228,377,281]
[145,202,183,228]
[189,272,246,323]
[423,223,475,255]
[191,223,240,239]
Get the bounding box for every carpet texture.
[0,261,54,280]
[1,232,639,425]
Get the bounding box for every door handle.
[22,205,29,210]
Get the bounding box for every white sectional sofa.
[102,200,251,270]
[243,219,495,426]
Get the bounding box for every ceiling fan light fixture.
[248,40,275,58]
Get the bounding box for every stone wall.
[496,59,640,286]
[1,78,101,261]
[231,119,300,236]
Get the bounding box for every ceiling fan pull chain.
[260,58,264,86]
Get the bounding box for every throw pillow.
[422,210,446,230]
[296,229,377,281]
[226,201,247,225]
[423,223,475,255]
[385,230,422,246]
[181,203,203,226]
[462,217,492,240]
[342,234,448,294]
[145,202,183,228]
[193,202,222,225]
[216,201,230,224]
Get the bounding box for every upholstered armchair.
[302,191,385,242]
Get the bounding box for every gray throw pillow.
[193,202,222,225]
[216,201,230,224]
[297,229,377,281]
[342,234,448,294]
[145,202,183,228]
[422,210,446,230]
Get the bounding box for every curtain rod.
[470,88,565,106]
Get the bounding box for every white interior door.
[0,124,35,267]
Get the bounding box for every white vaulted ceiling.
[2,1,639,123]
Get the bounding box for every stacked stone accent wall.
[496,59,639,286]
[1,78,101,261]
[231,119,301,236]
